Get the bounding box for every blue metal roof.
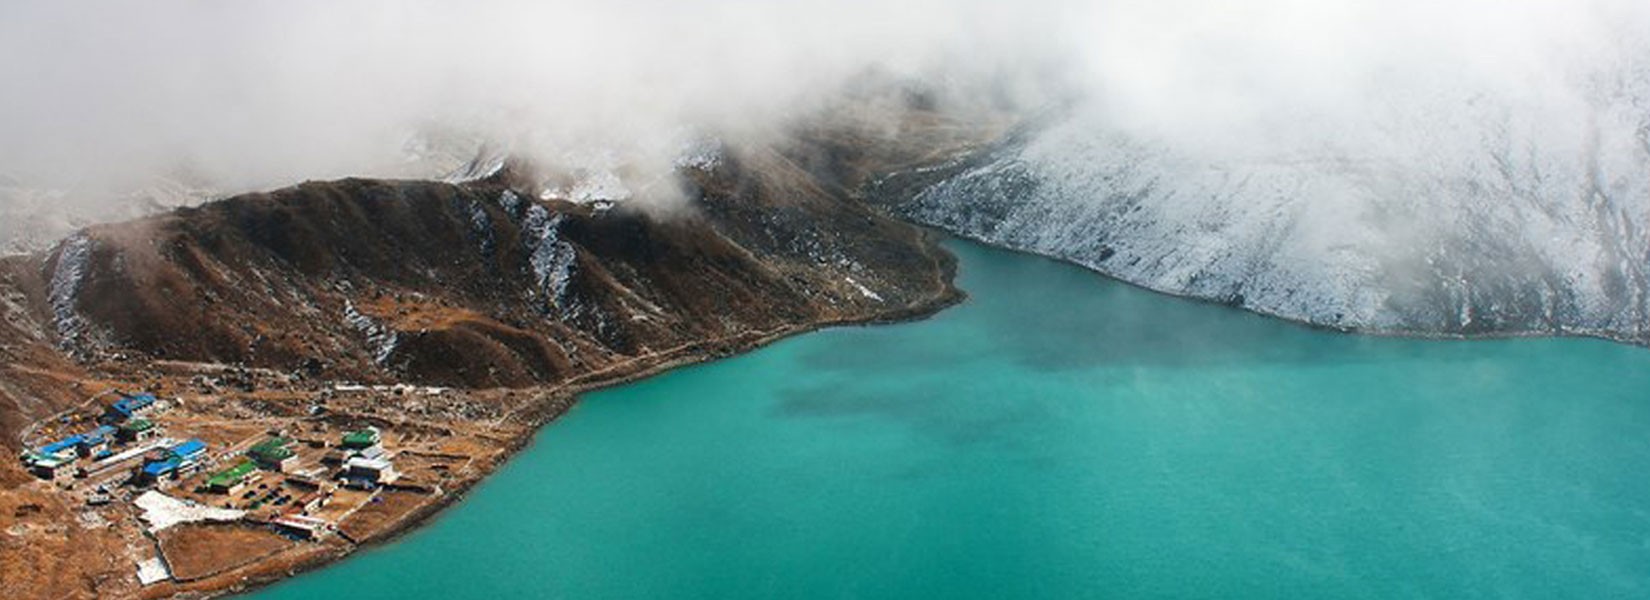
[110,394,156,416]
[40,436,83,455]
[143,457,179,476]
[172,439,206,458]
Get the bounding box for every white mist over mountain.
[0,0,1072,250]
[898,0,1650,340]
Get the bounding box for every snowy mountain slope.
[887,46,1650,342]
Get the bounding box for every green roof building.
[118,419,157,441]
[340,427,381,450]
[206,459,260,493]
[248,436,298,471]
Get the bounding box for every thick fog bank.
[0,0,1069,252]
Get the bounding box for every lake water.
[254,240,1650,599]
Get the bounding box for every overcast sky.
[0,0,1643,238]
[0,0,1072,192]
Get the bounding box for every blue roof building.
[172,439,206,461]
[40,435,84,456]
[108,394,157,420]
[23,433,79,476]
[30,423,122,464]
[137,439,207,482]
[142,457,180,478]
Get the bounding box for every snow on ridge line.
[443,148,508,184]
[539,168,633,205]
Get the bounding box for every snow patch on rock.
[675,136,724,172]
[845,276,883,302]
[465,199,495,257]
[134,491,245,532]
[135,556,172,586]
[521,205,578,312]
[498,190,524,216]
[343,300,399,365]
[541,169,632,206]
[47,233,95,351]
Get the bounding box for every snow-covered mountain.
[889,39,1650,343]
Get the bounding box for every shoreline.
[933,228,1650,351]
[197,228,966,600]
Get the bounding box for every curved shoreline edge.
[933,227,1650,351]
[203,227,965,600]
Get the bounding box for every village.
[10,375,530,593]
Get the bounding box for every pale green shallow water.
[254,240,1650,599]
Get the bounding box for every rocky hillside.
[0,136,981,457]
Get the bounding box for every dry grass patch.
[158,522,294,582]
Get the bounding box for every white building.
[343,456,399,490]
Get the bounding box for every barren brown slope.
[21,150,953,392]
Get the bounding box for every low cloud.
[1,1,1644,251]
[0,1,1067,202]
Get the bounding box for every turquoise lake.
[254,240,1650,599]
